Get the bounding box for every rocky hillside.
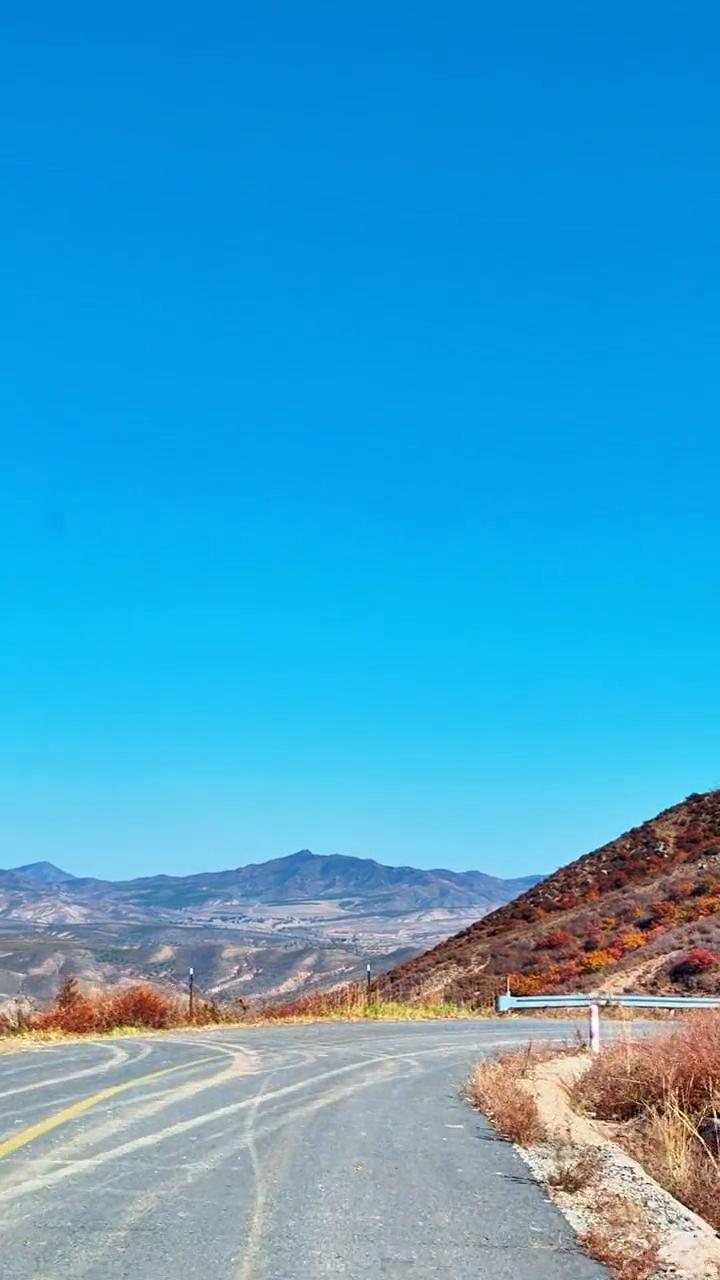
[384,791,720,1003]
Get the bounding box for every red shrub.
[669,948,720,982]
[108,984,177,1029]
[34,982,182,1033]
[536,928,571,951]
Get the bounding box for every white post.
[589,1002,600,1054]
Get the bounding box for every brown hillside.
[384,790,720,1003]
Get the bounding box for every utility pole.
[366,962,372,1005]
[188,966,194,1019]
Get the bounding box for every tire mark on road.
[0,1046,257,1205]
[0,1054,221,1163]
[0,1046,455,1206]
[58,1062,408,1280]
[0,1041,144,1101]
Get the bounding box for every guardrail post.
[589,1002,600,1054]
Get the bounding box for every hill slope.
[384,791,720,1002]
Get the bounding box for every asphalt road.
[0,1019,608,1279]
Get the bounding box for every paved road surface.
[0,1020,608,1278]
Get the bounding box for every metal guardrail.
[495,991,720,1052]
[496,993,720,1012]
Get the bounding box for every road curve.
[0,1020,607,1279]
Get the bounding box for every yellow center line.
[0,1055,219,1161]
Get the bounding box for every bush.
[535,929,571,951]
[620,930,646,951]
[669,948,719,982]
[29,980,245,1035]
[546,1142,602,1193]
[35,983,180,1033]
[582,949,614,972]
[574,1014,720,1233]
[108,984,176,1029]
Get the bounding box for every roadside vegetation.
[465,1043,551,1144]
[573,1012,720,1234]
[259,980,482,1021]
[0,977,248,1037]
[467,1018,720,1278]
[0,976,482,1040]
[465,1042,662,1280]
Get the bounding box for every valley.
[0,850,538,1006]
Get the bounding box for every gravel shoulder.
[522,1056,720,1280]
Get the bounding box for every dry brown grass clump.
[628,1101,720,1232]
[574,1012,720,1120]
[545,1140,602,1193]
[465,1046,549,1145]
[574,1012,720,1232]
[580,1193,660,1280]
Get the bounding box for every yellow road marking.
[0,1055,218,1161]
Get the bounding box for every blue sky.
[1,4,718,880]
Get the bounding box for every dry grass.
[574,1012,720,1120]
[464,1044,558,1145]
[0,979,481,1043]
[259,982,479,1021]
[545,1140,602,1193]
[466,1045,661,1277]
[573,1012,720,1232]
[630,1100,720,1231]
[580,1194,661,1280]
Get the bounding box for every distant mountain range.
[1,850,539,920]
[0,850,540,1005]
[383,790,720,1002]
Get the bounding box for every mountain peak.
[11,861,76,884]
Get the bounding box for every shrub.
[620,930,645,951]
[35,983,180,1033]
[669,878,695,902]
[508,973,547,996]
[29,980,246,1034]
[108,984,176,1029]
[692,879,716,897]
[536,929,571,951]
[648,901,677,925]
[0,1000,35,1035]
[57,976,81,1009]
[574,1015,720,1234]
[669,948,720,982]
[573,1012,720,1120]
[582,949,614,972]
